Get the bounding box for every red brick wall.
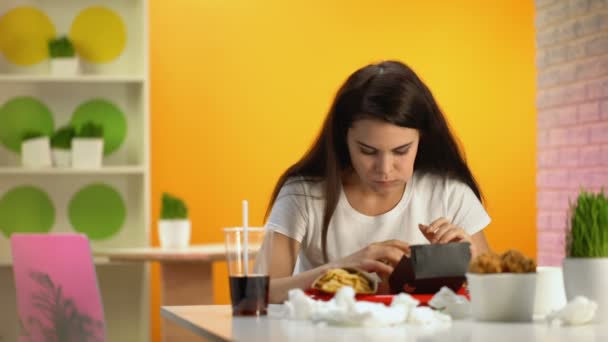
[536,0,608,265]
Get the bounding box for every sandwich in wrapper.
[388,242,471,294]
[312,267,378,294]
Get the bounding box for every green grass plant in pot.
[49,35,79,75]
[71,121,104,169]
[21,131,52,168]
[50,125,75,167]
[563,190,608,322]
[159,192,190,249]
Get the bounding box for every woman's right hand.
[330,240,411,276]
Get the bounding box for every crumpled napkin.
[284,286,451,327]
[428,286,471,319]
[546,296,597,326]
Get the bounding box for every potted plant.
[49,36,79,75]
[21,131,52,168]
[563,190,608,322]
[50,125,75,167]
[71,121,104,169]
[159,192,191,249]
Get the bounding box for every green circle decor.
[68,183,126,240]
[71,99,127,155]
[0,96,54,153]
[0,186,55,238]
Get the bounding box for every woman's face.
[346,119,420,194]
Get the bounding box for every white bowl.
[466,272,537,322]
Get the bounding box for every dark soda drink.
[229,275,269,316]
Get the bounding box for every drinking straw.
[243,200,249,276]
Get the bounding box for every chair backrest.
[11,233,106,342]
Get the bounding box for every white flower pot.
[51,148,71,168]
[21,137,52,168]
[71,138,103,169]
[563,258,608,322]
[159,220,191,249]
[50,57,79,75]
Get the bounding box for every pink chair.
[11,233,106,342]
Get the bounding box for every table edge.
[101,255,226,263]
[160,306,231,342]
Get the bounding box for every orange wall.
[150,0,536,340]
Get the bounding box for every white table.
[161,304,608,342]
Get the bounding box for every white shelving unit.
[0,1,150,341]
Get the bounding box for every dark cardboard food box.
[388,242,471,294]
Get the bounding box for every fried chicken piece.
[521,257,537,273]
[468,253,502,273]
[501,250,536,273]
[501,250,526,272]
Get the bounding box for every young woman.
[263,60,491,303]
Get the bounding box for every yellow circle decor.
[0,7,56,66]
[70,6,127,64]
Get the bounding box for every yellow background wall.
[149,0,536,339]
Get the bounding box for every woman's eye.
[360,149,376,155]
[394,149,410,156]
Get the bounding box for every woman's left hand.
[418,218,472,244]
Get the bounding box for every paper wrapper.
[388,242,471,294]
[312,267,379,295]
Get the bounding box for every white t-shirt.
[265,171,491,274]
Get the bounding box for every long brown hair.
[265,60,483,262]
